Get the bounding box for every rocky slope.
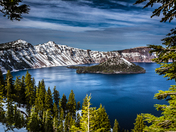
[0,39,155,73]
[118,47,156,62]
[68,57,146,74]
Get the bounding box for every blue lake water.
[9,63,175,130]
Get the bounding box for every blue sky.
[0,0,175,51]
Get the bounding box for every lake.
[9,63,175,130]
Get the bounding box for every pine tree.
[25,71,35,113]
[45,87,53,112]
[0,69,5,96]
[5,99,14,131]
[80,95,96,132]
[20,75,26,105]
[67,90,76,119]
[0,69,4,86]
[43,109,53,132]
[75,112,81,128]
[134,0,176,131]
[132,114,145,132]
[53,103,59,132]
[53,86,60,108]
[13,104,23,129]
[76,101,81,110]
[58,99,64,132]
[27,106,42,132]
[38,80,46,107]
[5,70,13,101]
[64,113,74,132]
[61,94,67,118]
[93,104,111,132]
[14,76,22,106]
[113,119,120,132]
[0,82,5,124]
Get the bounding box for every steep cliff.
[0,40,155,73]
[118,47,156,62]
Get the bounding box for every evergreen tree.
[132,114,145,132]
[67,90,76,119]
[38,80,46,107]
[80,95,95,132]
[45,87,53,112]
[93,104,111,132]
[58,99,64,132]
[25,71,35,113]
[61,94,67,118]
[5,70,13,101]
[134,0,176,131]
[13,104,23,129]
[43,109,53,132]
[64,113,74,132]
[76,101,81,110]
[27,106,42,132]
[75,112,81,128]
[53,86,60,108]
[5,100,14,131]
[0,69,4,86]
[53,103,59,132]
[113,119,120,132]
[14,76,22,106]
[0,69,5,96]
[0,82,5,124]
[20,75,26,104]
[134,0,176,22]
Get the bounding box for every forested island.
[68,57,146,74]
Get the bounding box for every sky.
[0,0,175,51]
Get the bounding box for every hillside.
[0,40,154,73]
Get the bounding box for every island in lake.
[67,57,146,74]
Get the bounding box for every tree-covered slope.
[68,57,146,74]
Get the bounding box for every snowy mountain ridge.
[0,40,155,73]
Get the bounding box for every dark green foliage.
[25,71,35,113]
[61,94,67,118]
[43,109,53,132]
[149,28,176,81]
[27,107,43,132]
[67,90,76,119]
[53,86,60,108]
[93,104,111,132]
[14,76,21,106]
[0,68,5,86]
[0,82,5,124]
[143,85,176,131]
[76,101,81,110]
[45,87,53,112]
[132,114,145,132]
[113,119,120,132]
[76,112,81,128]
[20,76,26,104]
[64,112,75,131]
[5,100,14,131]
[0,0,30,21]
[134,0,176,131]
[134,0,176,22]
[5,70,14,100]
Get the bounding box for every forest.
[0,69,122,132]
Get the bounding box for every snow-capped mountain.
[0,40,155,73]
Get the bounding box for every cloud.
[0,0,175,51]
